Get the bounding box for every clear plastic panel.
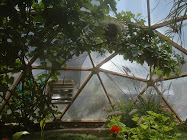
[156,24,187,49]
[158,77,187,121]
[104,73,146,101]
[150,0,172,25]
[57,70,83,94]
[66,52,88,67]
[89,51,112,66]
[62,74,111,120]
[99,72,142,103]
[80,71,92,85]
[101,54,149,79]
[81,53,94,68]
[116,0,148,25]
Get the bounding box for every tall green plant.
[106,94,176,128]
[40,118,46,140]
[107,111,181,140]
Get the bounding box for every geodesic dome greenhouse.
[0,0,187,129]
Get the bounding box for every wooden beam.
[0,72,24,113]
[32,66,92,71]
[88,53,96,67]
[97,53,118,68]
[157,73,187,82]
[152,15,187,29]
[133,84,149,103]
[0,55,38,113]
[58,72,93,120]
[153,85,182,122]
[147,0,151,28]
[0,68,22,74]
[99,68,147,82]
[155,30,187,55]
[97,73,113,106]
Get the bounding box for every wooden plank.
[32,66,92,71]
[99,68,147,82]
[51,101,72,104]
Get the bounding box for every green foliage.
[44,133,99,140]
[0,0,184,129]
[12,131,30,140]
[22,133,100,140]
[107,111,181,140]
[0,0,116,128]
[106,94,176,128]
[40,118,46,140]
[105,11,184,77]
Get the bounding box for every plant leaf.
[12,131,30,140]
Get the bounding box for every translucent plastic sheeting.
[57,70,83,94]
[80,53,93,68]
[80,71,92,85]
[31,53,88,67]
[62,74,111,121]
[66,52,88,67]
[32,69,47,78]
[150,0,173,25]
[103,73,146,101]
[116,0,148,25]
[98,72,144,103]
[101,54,150,79]
[157,77,187,121]
[156,26,187,50]
[89,51,112,66]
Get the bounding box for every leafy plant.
[0,0,117,129]
[107,111,181,140]
[40,118,46,140]
[106,94,176,128]
[12,131,30,140]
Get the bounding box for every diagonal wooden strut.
[99,68,147,82]
[97,73,113,106]
[90,53,113,106]
[153,85,182,122]
[58,72,93,120]
[97,53,117,68]
[133,84,149,103]
[151,15,187,29]
[0,55,38,113]
[155,30,187,55]
[0,72,24,113]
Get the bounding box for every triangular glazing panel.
[157,77,187,121]
[90,51,112,65]
[104,73,146,101]
[101,54,149,79]
[99,72,134,103]
[62,74,111,121]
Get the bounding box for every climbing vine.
[0,0,184,129]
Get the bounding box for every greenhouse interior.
[0,0,187,139]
